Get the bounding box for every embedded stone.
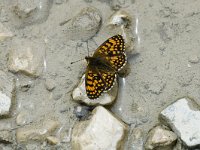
[16,119,59,143]
[8,39,44,77]
[67,7,102,41]
[45,78,56,91]
[13,0,53,27]
[0,23,13,41]
[188,55,199,64]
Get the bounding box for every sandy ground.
[0,0,200,149]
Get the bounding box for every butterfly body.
[85,35,127,99]
[85,56,116,72]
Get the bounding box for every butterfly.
[85,35,127,99]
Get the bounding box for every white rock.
[16,119,59,143]
[0,71,13,116]
[145,125,177,150]
[108,10,131,28]
[160,97,200,148]
[8,39,44,77]
[72,75,118,106]
[72,106,128,150]
[0,23,13,41]
[0,92,11,116]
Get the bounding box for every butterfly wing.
[98,68,116,91]
[93,35,127,71]
[85,65,116,99]
[85,67,106,99]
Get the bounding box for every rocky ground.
[0,0,200,150]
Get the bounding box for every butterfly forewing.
[94,35,127,71]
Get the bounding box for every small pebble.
[73,105,91,119]
[16,111,31,125]
[46,136,60,145]
[20,81,32,92]
[45,78,56,91]
[0,23,13,41]
[53,92,63,100]
[0,130,13,144]
[55,0,64,5]
[188,55,199,63]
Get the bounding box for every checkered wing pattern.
[94,35,127,71]
[85,35,127,99]
[85,68,116,99]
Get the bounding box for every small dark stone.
[73,105,93,120]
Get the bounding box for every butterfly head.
[85,56,96,64]
[85,56,90,61]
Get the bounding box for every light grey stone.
[160,97,200,148]
[72,75,118,106]
[72,106,128,150]
[145,125,177,150]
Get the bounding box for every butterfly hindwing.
[98,69,116,91]
[85,68,106,99]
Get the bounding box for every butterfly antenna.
[86,41,89,57]
[70,58,85,64]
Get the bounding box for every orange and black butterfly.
[85,35,127,99]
